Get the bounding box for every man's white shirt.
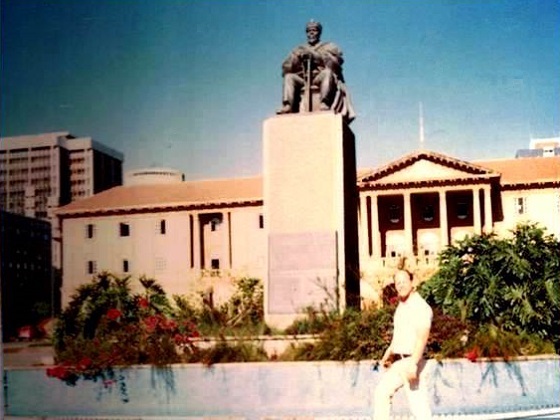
[391,292,433,355]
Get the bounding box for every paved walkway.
[2,341,55,367]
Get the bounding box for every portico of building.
[357,151,501,286]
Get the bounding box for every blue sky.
[2,0,559,179]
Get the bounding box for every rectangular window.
[119,222,130,237]
[456,202,469,220]
[155,257,167,273]
[87,260,97,274]
[160,219,166,235]
[515,197,527,215]
[259,214,264,229]
[211,258,220,269]
[389,204,401,224]
[86,224,95,239]
[123,259,129,273]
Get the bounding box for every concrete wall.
[5,357,559,419]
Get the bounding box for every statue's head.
[306,20,322,44]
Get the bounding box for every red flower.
[162,318,178,331]
[77,357,92,371]
[46,365,71,380]
[144,315,160,333]
[106,308,122,321]
[174,333,190,345]
[138,297,149,309]
[184,321,199,334]
[465,347,479,362]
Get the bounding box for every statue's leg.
[278,73,304,114]
[314,69,336,110]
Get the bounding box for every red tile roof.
[475,156,560,185]
[56,177,263,216]
[56,154,560,217]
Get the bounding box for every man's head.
[306,20,322,45]
[394,269,414,301]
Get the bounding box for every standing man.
[276,20,355,122]
[374,269,433,419]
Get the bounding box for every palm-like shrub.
[420,223,560,353]
[51,274,268,386]
[50,273,200,389]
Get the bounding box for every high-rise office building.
[1,131,124,280]
[0,132,123,220]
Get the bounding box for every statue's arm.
[281,46,306,75]
[321,43,344,72]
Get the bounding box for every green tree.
[420,223,560,352]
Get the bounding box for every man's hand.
[381,352,392,368]
[298,47,320,62]
[405,361,418,382]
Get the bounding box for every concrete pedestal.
[263,112,360,329]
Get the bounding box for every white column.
[222,211,232,269]
[483,186,493,233]
[439,190,449,248]
[359,193,368,260]
[193,213,202,269]
[404,192,413,255]
[473,188,482,234]
[371,193,381,259]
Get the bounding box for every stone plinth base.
[262,112,359,329]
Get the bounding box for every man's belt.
[392,353,411,361]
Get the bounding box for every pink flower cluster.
[465,346,479,362]
[46,365,72,380]
[138,297,149,309]
[46,357,93,381]
[143,314,178,333]
[106,308,122,321]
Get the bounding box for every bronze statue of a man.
[276,20,355,123]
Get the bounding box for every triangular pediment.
[360,150,497,185]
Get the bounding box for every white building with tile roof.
[55,152,560,308]
[56,177,265,306]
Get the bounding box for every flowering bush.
[51,273,201,397]
[50,274,271,396]
[49,265,554,379]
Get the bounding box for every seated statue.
[276,20,355,123]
